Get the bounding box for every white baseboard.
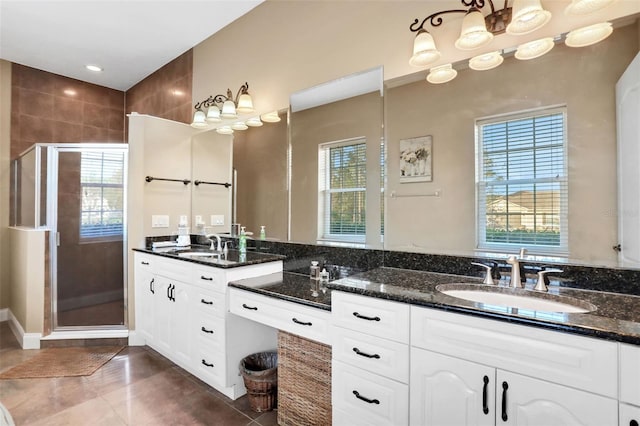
[41,329,129,340]
[8,310,41,349]
[0,308,8,322]
[127,330,146,346]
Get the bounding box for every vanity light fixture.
[246,117,264,127]
[216,126,234,135]
[231,121,249,131]
[191,109,208,129]
[469,51,504,70]
[260,111,281,123]
[564,0,617,16]
[409,0,551,66]
[426,64,458,84]
[191,82,254,128]
[515,37,555,60]
[565,22,613,47]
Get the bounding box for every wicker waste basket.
[240,351,278,412]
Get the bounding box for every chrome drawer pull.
[202,359,214,368]
[353,312,381,321]
[352,347,380,359]
[200,275,213,281]
[352,390,380,405]
[201,299,213,305]
[292,318,312,326]
[201,327,214,334]
[242,303,258,311]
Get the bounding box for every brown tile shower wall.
[10,64,125,160]
[125,49,193,124]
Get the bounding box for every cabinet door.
[620,403,640,426]
[410,348,494,426]
[153,277,173,357]
[497,370,617,426]
[170,281,193,367]
[134,264,156,345]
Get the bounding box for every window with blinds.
[80,151,125,241]
[476,107,568,252]
[318,139,367,243]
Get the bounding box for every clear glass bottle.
[310,261,320,280]
[319,268,329,284]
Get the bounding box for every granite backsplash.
[143,235,640,296]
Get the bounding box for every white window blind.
[80,151,124,240]
[476,107,568,253]
[318,139,367,243]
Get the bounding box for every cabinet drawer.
[194,313,225,350]
[229,288,331,344]
[332,291,410,344]
[411,306,618,398]
[192,265,226,293]
[135,253,155,270]
[194,288,226,318]
[152,256,193,282]
[620,403,640,426]
[332,360,408,426]
[193,346,226,386]
[332,327,409,383]
[621,344,640,405]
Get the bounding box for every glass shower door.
[52,146,127,329]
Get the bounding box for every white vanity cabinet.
[331,291,410,426]
[228,287,332,344]
[133,251,282,399]
[410,307,619,426]
[620,344,640,426]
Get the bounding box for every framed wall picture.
[400,135,432,183]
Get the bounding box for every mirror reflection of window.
[318,138,367,244]
[476,106,568,254]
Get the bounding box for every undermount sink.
[178,252,219,258]
[436,283,596,314]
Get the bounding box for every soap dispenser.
[239,226,247,254]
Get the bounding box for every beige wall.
[290,91,383,247]
[127,115,232,327]
[193,0,640,116]
[233,114,288,240]
[385,23,639,266]
[9,227,45,333]
[0,60,11,310]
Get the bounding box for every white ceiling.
[0,0,263,91]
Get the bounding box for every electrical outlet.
[152,215,169,228]
[211,215,224,226]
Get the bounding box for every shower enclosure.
[14,143,128,332]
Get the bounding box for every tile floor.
[0,322,279,425]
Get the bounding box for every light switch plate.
[152,215,169,228]
[211,215,224,226]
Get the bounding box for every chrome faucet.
[471,262,495,285]
[506,248,527,288]
[533,269,563,292]
[205,233,222,252]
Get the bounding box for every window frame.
[475,105,569,255]
[79,151,125,243]
[318,137,367,244]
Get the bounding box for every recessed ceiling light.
[85,64,103,72]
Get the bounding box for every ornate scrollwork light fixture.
[410,0,617,84]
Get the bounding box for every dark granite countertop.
[228,272,332,311]
[327,267,640,345]
[133,246,285,269]
[229,265,640,345]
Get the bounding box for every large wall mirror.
[232,15,639,270]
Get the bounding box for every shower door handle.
[56,232,61,246]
